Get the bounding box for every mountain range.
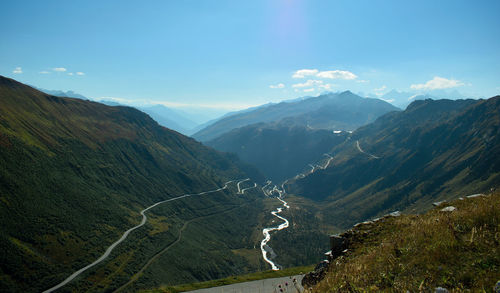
[202,91,399,182]
[380,89,472,109]
[2,75,499,292]
[37,88,211,136]
[207,123,349,182]
[193,91,399,142]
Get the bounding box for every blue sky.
[1,0,499,111]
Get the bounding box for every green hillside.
[305,192,500,292]
[286,97,500,229]
[0,76,266,292]
[207,122,349,182]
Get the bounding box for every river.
[260,189,290,270]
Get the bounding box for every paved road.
[186,275,304,293]
[236,178,250,194]
[115,204,244,292]
[240,182,257,194]
[42,180,240,293]
[356,140,380,159]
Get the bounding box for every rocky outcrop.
[301,261,330,287]
[302,211,402,288]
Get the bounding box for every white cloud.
[408,94,420,101]
[76,72,85,76]
[13,67,22,74]
[318,84,333,90]
[410,76,464,90]
[303,88,315,92]
[373,85,387,96]
[67,72,74,76]
[316,70,357,80]
[53,67,67,72]
[269,83,285,89]
[292,79,324,88]
[39,71,50,74]
[292,69,319,78]
[292,68,357,80]
[381,98,395,103]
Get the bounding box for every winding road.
[356,140,380,159]
[240,182,257,194]
[320,153,334,169]
[42,180,241,293]
[261,180,272,197]
[114,204,246,292]
[236,178,250,194]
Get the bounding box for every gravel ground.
[185,275,304,293]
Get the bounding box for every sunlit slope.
[307,193,500,292]
[0,76,264,292]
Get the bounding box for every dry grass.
[308,192,500,292]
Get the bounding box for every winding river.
[259,153,334,270]
[260,188,290,271]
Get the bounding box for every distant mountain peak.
[340,90,355,96]
[193,91,399,142]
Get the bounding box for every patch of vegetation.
[307,193,500,292]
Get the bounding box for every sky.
[1,0,500,112]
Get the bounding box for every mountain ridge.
[285,96,500,228]
[192,91,399,142]
[206,122,349,182]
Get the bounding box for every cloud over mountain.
[411,76,464,90]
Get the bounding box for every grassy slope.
[207,123,349,182]
[287,97,500,229]
[307,193,500,292]
[0,76,265,292]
